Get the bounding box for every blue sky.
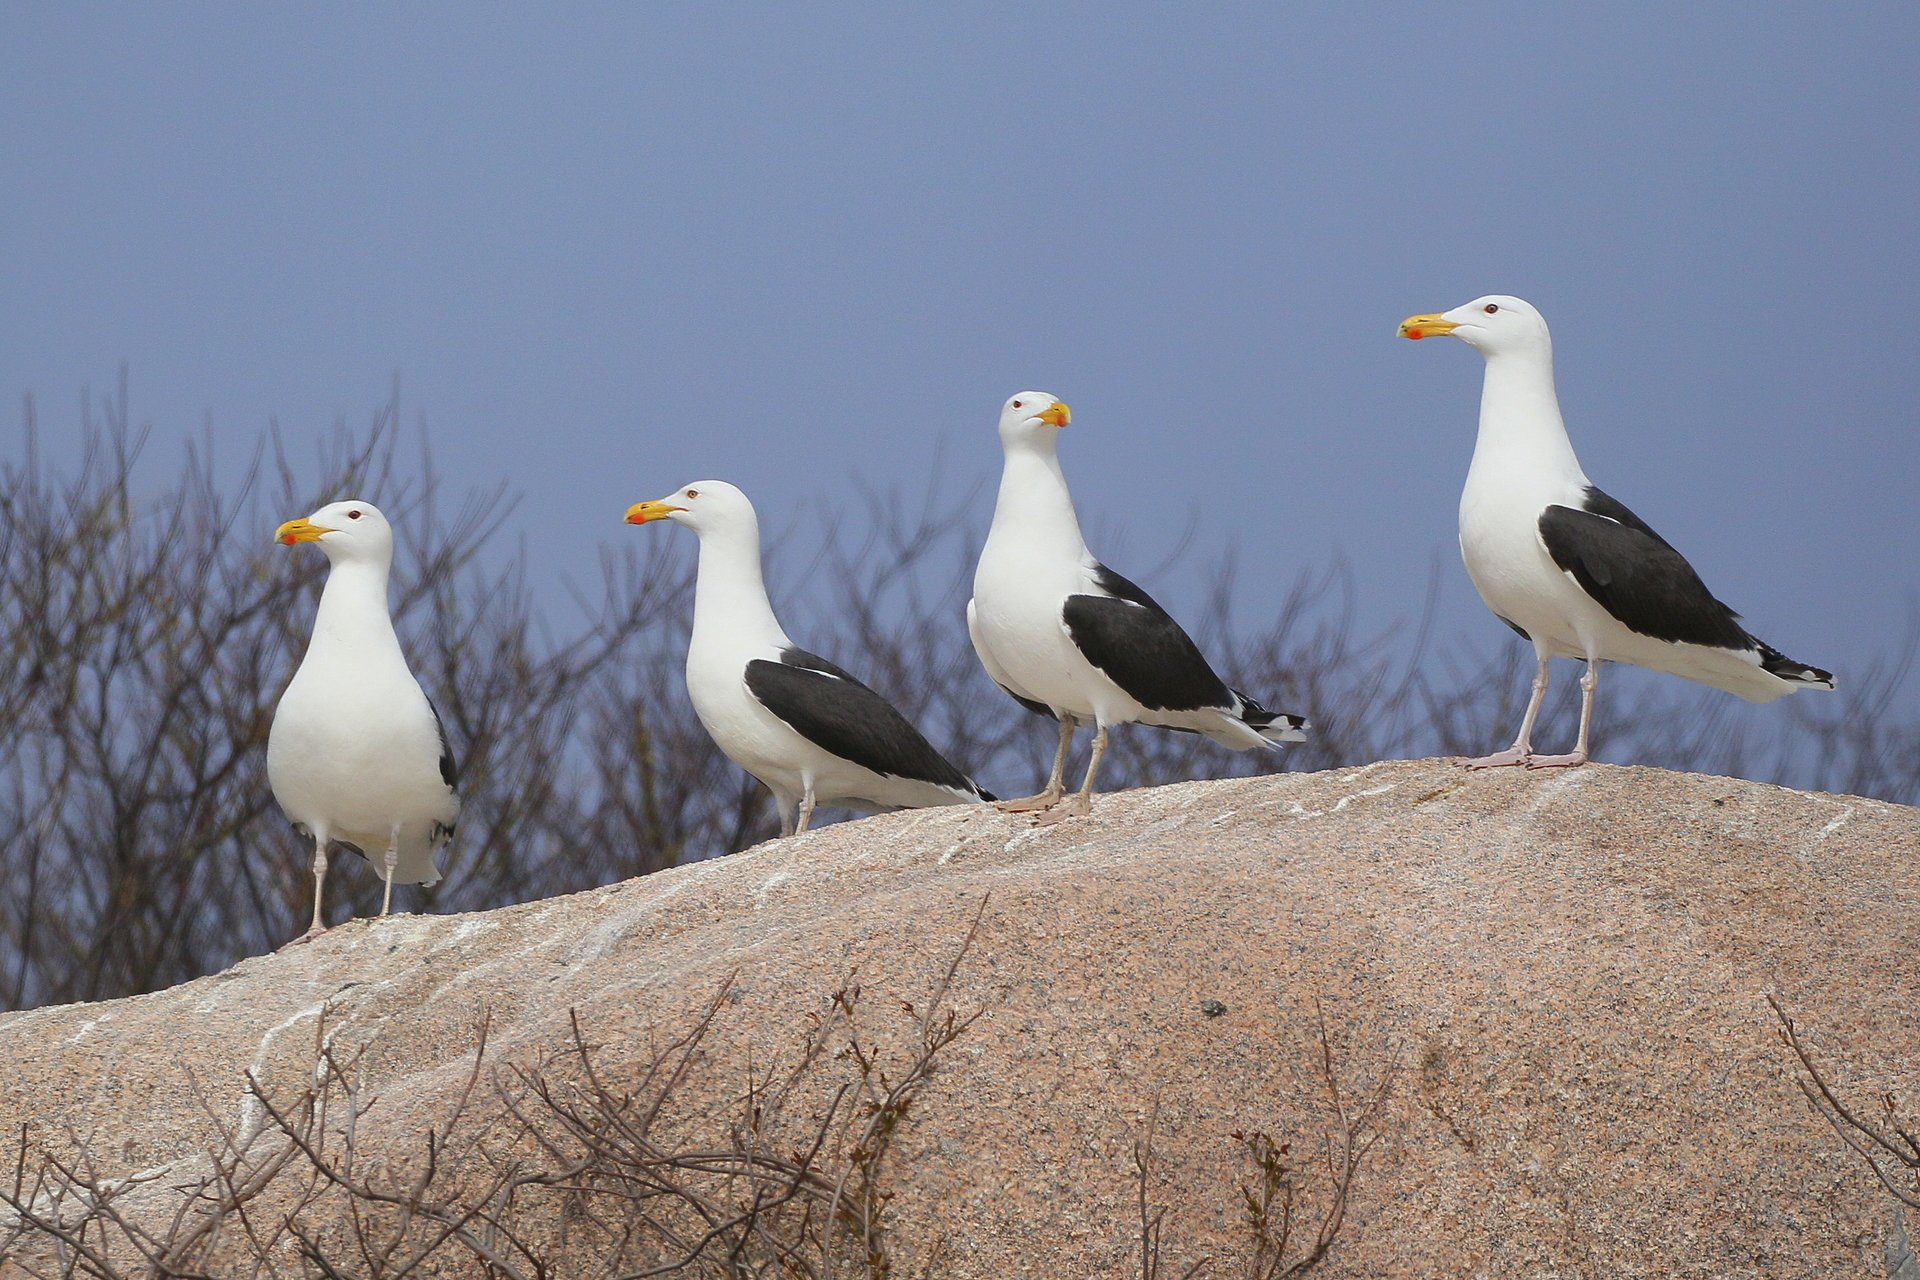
[4,5,1916,722]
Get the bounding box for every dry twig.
[1771,994,1920,1210]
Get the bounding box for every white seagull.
[1400,295,1834,768]
[268,500,460,941]
[969,392,1308,820]
[627,480,993,835]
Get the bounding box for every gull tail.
[1222,689,1309,747]
[1756,642,1835,691]
[926,777,996,806]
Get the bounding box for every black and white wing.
[1539,486,1833,684]
[426,696,461,842]
[1063,565,1307,742]
[1062,565,1234,712]
[1538,486,1753,650]
[744,649,990,797]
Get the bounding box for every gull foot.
[1461,747,1531,769]
[994,791,1064,814]
[1526,751,1589,770]
[1033,794,1094,826]
[277,927,329,951]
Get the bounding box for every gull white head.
[1400,295,1552,361]
[997,391,1072,451]
[274,500,395,565]
[625,479,758,538]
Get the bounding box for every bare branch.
[1770,994,1920,1210]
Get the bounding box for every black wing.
[427,697,461,790]
[998,684,1058,720]
[1062,565,1233,712]
[427,697,460,842]
[744,649,981,794]
[1537,486,1752,650]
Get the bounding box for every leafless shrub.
[1134,1099,1213,1280]
[1,910,1408,1278]
[0,381,795,1008]
[1133,1004,1399,1280]
[1771,994,1920,1211]
[1228,1003,1396,1278]
[0,904,991,1278]
[1,386,1915,1009]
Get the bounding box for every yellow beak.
[1399,313,1458,340]
[625,500,685,525]
[1038,401,1071,426]
[274,518,333,546]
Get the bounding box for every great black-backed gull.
[969,392,1308,820]
[1400,295,1834,768]
[268,500,460,941]
[627,480,993,835]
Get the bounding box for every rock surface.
[3,759,1917,1277]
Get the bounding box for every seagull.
[969,392,1308,820]
[626,480,993,836]
[1400,295,1835,769]
[267,500,460,941]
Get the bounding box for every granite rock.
[2,759,1916,1277]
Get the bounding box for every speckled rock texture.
[2,759,1916,1277]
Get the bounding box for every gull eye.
[1012,400,1023,409]
[347,509,363,520]
[1483,303,1500,314]
[686,488,698,498]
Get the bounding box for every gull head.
[1400,295,1551,360]
[274,500,394,563]
[626,479,756,538]
[997,391,1072,450]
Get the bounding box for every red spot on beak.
[280,534,298,545]
[1406,329,1425,340]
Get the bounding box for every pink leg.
[378,822,401,917]
[280,835,331,948]
[1464,654,1550,769]
[997,714,1076,813]
[1528,661,1596,769]
[1035,725,1107,825]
